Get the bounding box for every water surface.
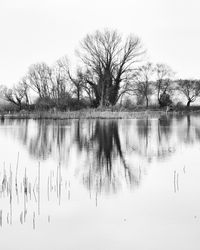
[0,115,200,250]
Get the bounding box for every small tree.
[0,82,29,110]
[27,59,72,109]
[154,63,175,107]
[68,67,84,104]
[19,77,30,106]
[176,79,200,107]
[133,62,154,108]
[159,93,173,107]
[52,57,72,108]
[27,62,53,99]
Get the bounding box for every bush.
[35,97,55,110]
[176,101,184,107]
[136,95,145,106]
[123,98,136,110]
[159,93,173,107]
[34,95,92,111]
[0,103,18,112]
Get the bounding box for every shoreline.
[1,109,200,120]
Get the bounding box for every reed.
[33,212,35,230]
[58,162,61,205]
[9,165,12,225]
[47,176,50,202]
[174,170,176,193]
[23,168,27,222]
[0,160,71,229]
[0,210,2,227]
[38,162,40,216]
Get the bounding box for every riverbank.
[1,108,200,120]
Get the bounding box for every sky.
[1,0,200,87]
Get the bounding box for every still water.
[0,115,200,250]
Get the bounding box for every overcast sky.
[1,0,200,86]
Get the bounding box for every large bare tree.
[77,29,143,107]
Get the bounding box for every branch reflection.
[1,114,200,196]
[74,120,140,194]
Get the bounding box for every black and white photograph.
[0,0,200,249]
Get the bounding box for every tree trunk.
[109,85,119,106]
[158,98,162,108]
[187,100,191,107]
[145,96,149,108]
[99,81,108,108]
[18,102,22,111]
[77,88,80,102]
[100,89,106,108]
[99,98,105,108]
[92,85,101,107]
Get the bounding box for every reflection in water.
[75,121,140,195]
[2,115,200,161]
[1,119,142,195]
[176,114,200,145]
[1,115,200,193]
[157,115,174,159]
[136,118,151,160]
[127,114,200,161]
[1,114,200,227]
[1,119,72,161]
[129,116,175,161]
[158,115,173,140]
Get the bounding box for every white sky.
[1,0,200,86]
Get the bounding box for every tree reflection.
[3,114,200,196]
[176,114,200,144]
[131,116,175,161]
[158,115,173,140]
[0,119,72,161]
[156,115,174,159]
[185,115,194,144]
[136,118,151,159]
[28,120,52,159]
[74,120,140,195]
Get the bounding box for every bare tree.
[176,79,200,107]
[52,57,71,99]
[77,29,144,107]
[133,62,154,107]
[19,77,30,106]
[154,63,175,107]
[68,67,84,103]
[0,81,29,110]
[27,60,72,109]
[27,62,53,98]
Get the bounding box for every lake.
[0,115,200,250]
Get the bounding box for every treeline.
[1,29,200,111]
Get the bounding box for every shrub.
[176,101,184,107]
[123,98,136,110]
[35,97,55,110]
[159,93,173,107]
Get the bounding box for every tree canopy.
[77,29,143,107]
